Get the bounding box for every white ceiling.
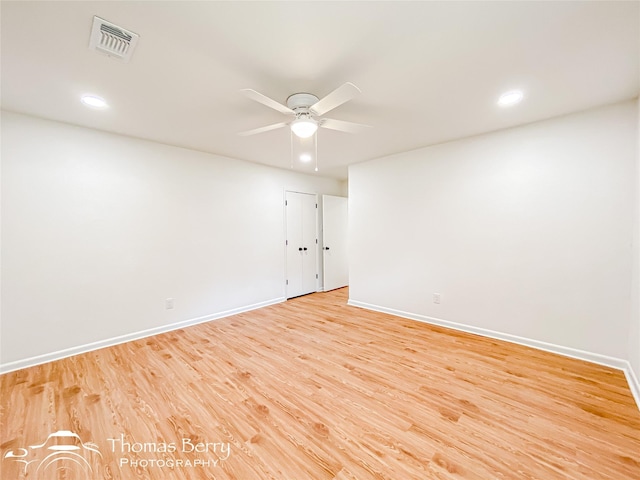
[2,1,638,179]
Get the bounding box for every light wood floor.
[2,288,639,479]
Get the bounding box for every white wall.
[349,101,637,362]
[631,97,640,382]
[1,111,343,368]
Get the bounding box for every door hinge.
[316,203,318,208]
[286,240,288,246]
[285,200,288,206]
[286,279,288,285]
[316,274,319,279]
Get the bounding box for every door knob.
[303,247,308,251]
[323,247,330,250]
[298,247,303,251]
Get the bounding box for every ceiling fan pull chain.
[314,131,318,173]
[290,130,294,170]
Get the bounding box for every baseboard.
[0,297,286,375]
[624,363,640,410]
[348,299,640,410]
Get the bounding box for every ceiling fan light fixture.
[290,117,318,138]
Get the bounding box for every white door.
[286,191,318,298]
[322,195,348,291]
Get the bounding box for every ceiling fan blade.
[319,118,371,134]
[240,89,295,115]
[310,82,361,116]
[238,122,288,136]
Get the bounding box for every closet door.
[286,191,318,298]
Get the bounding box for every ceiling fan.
[238,82,371,138]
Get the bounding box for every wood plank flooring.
[1,288,639,479]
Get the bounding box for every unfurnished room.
[1,1,639,479]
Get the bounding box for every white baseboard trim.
[0,297,286,375]
[624,364,640,411]
[348,299,640,410]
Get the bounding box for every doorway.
[321,195,348,291]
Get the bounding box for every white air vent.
[89,16,139,62]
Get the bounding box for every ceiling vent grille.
[89,16,139,62]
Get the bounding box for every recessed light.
[497,90,523,107]
[81,94,108,108]
[299,153,312,163]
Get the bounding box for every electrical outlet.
[433,293,441,304]
[165,298,174,310]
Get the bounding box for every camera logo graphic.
[3,430,102,479]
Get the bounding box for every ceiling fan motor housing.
[286,93,320,115]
